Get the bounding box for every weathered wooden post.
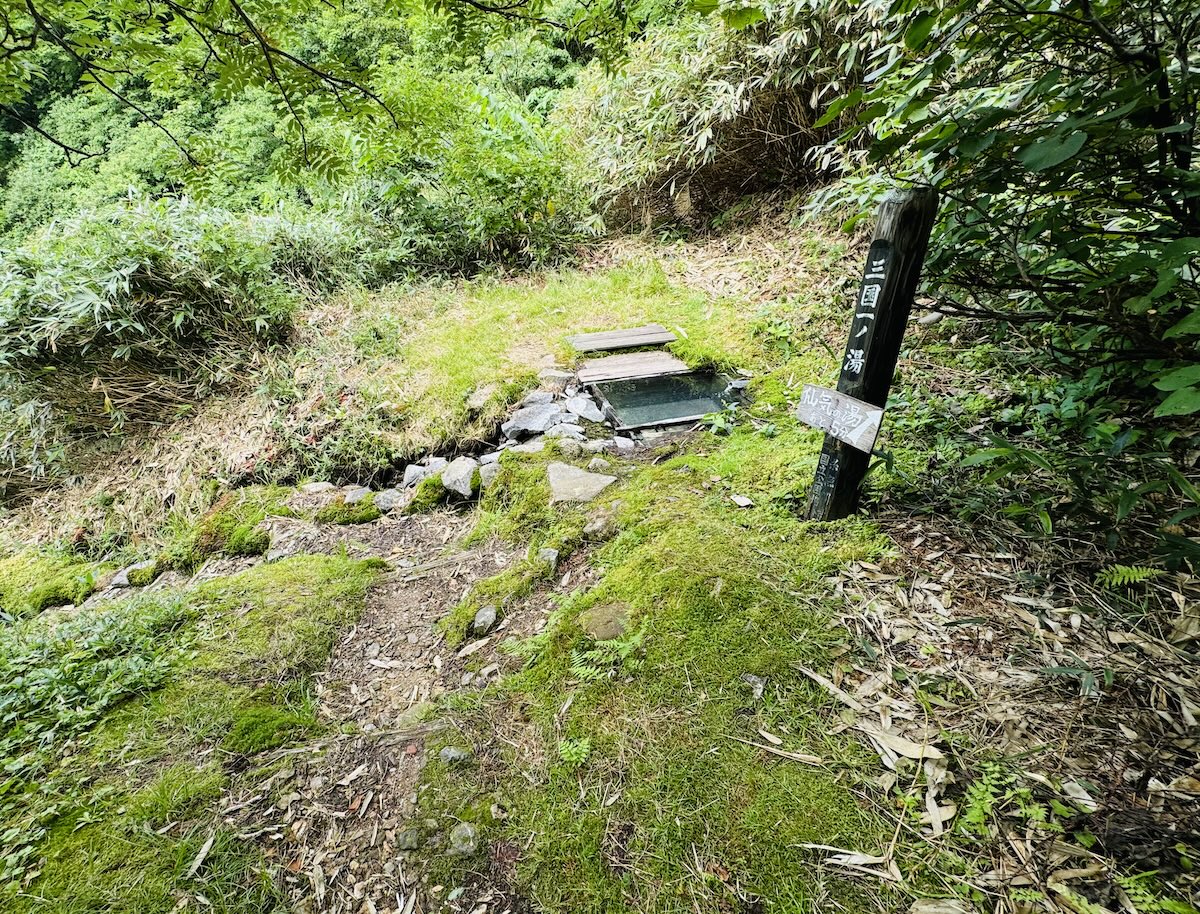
[804,186,938,521]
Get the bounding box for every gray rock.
[479,462,501,489]
[586,457,611,473]
[440,746,473,765]
[583,439,613,453]
[402,464,430,488]
[508,438,545,454]
[501,402,570,438]
[343,485,372,505]
[111,559,156,589]
[612,436,636,452]
[374,488,405,513]
[547,462,617,504]
[545,422,585,439]
[556,438,584,459]
[472,604,497,634]
[300,481,335,494]
[580,602,629,641]
[479,451,502,465]
[424,456,449,471]
[521,390,555,406]
[537,547,560,572]
[447,821,479,857]
[564,395,604,423]
[441,456,480,498]
[396,828,423,850]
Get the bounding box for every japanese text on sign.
[842,241,891,376]
[796,384,884,454]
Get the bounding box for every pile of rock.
[490,369,636,461]
[296,371,638,512]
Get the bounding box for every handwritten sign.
[796,384,883,454]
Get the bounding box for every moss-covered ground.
[0,549,111,620]
[420,423,899,912]
[0,553,383,911]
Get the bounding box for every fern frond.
[1095,564,1158,589]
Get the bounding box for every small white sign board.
[796,384,883,454]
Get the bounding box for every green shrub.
[554,8,858,228]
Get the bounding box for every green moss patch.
[314,493,382,525]
[404,474,446,514]
[0,554,383,910]
[224,705,316,754]
[0,550,109,619]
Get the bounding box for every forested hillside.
[0,0,1197,912]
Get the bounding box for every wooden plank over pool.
[576,351,690,383]
[567,323,677,352]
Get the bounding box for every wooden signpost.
[802,186,939,521]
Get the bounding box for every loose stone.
[564,395,604,423]
[374,488,404,513]
[440,746,472,764]
[447,821,479,856]
[547,462,617,504]
[545,422,585,439]
[441,456,480,498]
[472,604,498,634]
[479,462,501,489]
[343,485,372,505]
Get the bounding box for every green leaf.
[1154,365,1200,391]
[1164,308,1200,338]
[1016,130,1088,171]
[1155,386,1200,417]
[814,88,862,128]
[905,12,937,50]
[720,5,765,28]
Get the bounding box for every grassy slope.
[270,259,753,481]
[425,435,895,913]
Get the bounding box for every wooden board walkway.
[577,351,691,384]
[567,323,677,352]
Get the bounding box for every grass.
[268,259,757,481]
[1,553,383,910]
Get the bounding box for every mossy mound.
[159,486,291,572]
[224,705,315,754]
[404,475,446,514]
[0,550,108,619]
[314,494,381,525]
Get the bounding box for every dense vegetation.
[0,0,1195,532]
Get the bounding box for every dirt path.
[202,509,506,914]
